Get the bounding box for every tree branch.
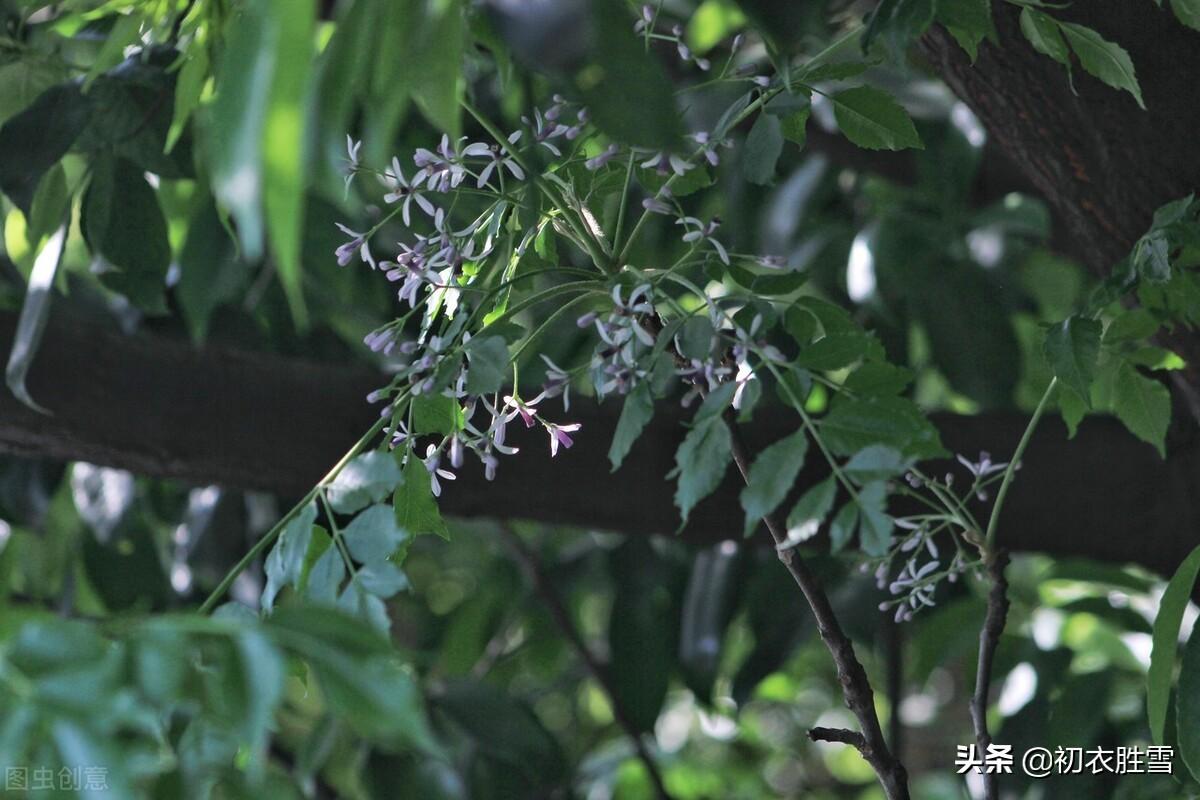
[971,550,1011,800]
[723,410,909,800]
[2,310,1198,583]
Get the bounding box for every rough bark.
[3,309,1199,581]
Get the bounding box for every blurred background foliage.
[0,0,1190,798]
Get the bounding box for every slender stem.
[611,151,638,260]
[723,413,909,800]
[197,416,388,614]
[497,524,675,800]
[971,551,1011,800]
[983,378,1057,547]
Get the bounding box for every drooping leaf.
[784,477,837,545]
[672,416,733,522]
[1173,0,1200,30]
[1018,8,1069,65]
[326,451,404,514]
[828,501,859,552]
[679,541,741,702]
[831,86,923,151]
[262,0,317,328]
[4,223,65,413]
[609,382,654,471]
[819,396,945,459]
[409,0,464,137]
[167,45,209,153]
[341,504,409,564]
[81,155,171,312]
[0,83,91,213]
[465,335,510,395]
[1112,361,1171,457]
[262,502,319,612]
[1042,316,1101,408]
[1178,620,1200,781]
[608,540,678,729]
[935,0,994,61]
[844,445,911,483]
[862,0,936,57]
[1059,22,1145,109]
[856,481,893,556]
[742,112,783,185]
[1149,543,1200,745]
[740,430,808,534]
[394,457,450,539]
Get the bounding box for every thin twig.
[809,727,867,749]
[496,524,675,800]
[971,550,1011,800]
[724,411,910,800]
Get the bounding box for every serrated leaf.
[1112,361,1170,457]
[936,0,994,61]
[829,502,859,552]
[609,383,654,471]
[780,107,810,147]
[394,457,450,539]
[742,112,783,185]
[856,481,894,556]
[784,477,837,545]
[341,504,409,564]
[465,335,509,395]
[1042,316,1101,408]
[672,417,732,521]
[831,86,923,151]
[844,445,911,483]
[326,451,403,514]
[1059,22,1145,109]
[411,394,463,436]
[740,430,808,534]
[794,332,873,371]
[819,396,945,458]
[1019,8,1069,65]
[1149,543,1200,745]
[1173,0,1200,30]
[262,502,318,611]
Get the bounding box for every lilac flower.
[343,136,363,193]
[640,150,692,176]
[414,134,467,192]
[465,136,526,187]
[383,157,436,226]
[689,131,730,167]
[677,216,729,265]
[955,451,1008,480]
[423,445,457,497]
[363,327,399,355]
[546,422,581,456]
[389,420,410,449]
[642,194,674,215]
[520,109,569,156]
[676,41,710,71]
[503,394,539,428]
[751,75,771,88]
[633,4,654,33]
[540,354,572,410]
[586,143,620,171]
[334,223,376,268]
[756,254,788,270]
[565,108,588,139]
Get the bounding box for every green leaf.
[210,0,275,259]
[1059,22,1145,109]
[829,501,859,553]
[935,0,994,61]
[742,112,783,185]
[1018,8,1069,65]
[672,417,733,522]
[1173,0,1200,30]
[1135,230,1172,282]
[342,504,409,564]
[794,332,874,371]
[779,107,810,148]
[842,362,914,396]
[609,383,654,471]
[167,46,209,153]
[1149,543,1200,744]
[409,0,463,137]
[326,451,403,514]
[262,0,316,328]
[856,481,893,556]
[411,394,463,436]
[678,316,717,361]
[1042,316,1101,408]
[0,83,91,213]
[234,629,285,752]
[831,86,922,151]
[84,14,145,89]
[819,396,945,458]
[465,335,510,395]
[1178,620,1200,781]
[740,430,808,534]
[262,502,319,611]
[784,477,837,545]
[1112,362,1171,457]
[1059,380,1086,438]
[1104,309,1159,344]
[862,0,936,57]
[306,533,346,605]
[82,155,171,311]
[394,457,450,539]
[5,223,66,413]
[844,445,911,483]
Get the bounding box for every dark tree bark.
[4,309,1199,581]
